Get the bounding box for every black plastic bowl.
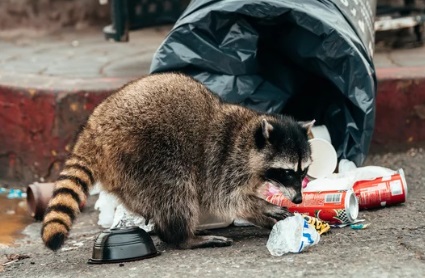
[88,226,160,264]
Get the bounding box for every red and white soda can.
[266,189,359,224]
[353,169,408,209]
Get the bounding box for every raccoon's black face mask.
[263,167,308,204]
[256,117,313,204]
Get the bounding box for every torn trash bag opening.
[150,0,377,166]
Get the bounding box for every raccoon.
[41,72,313,251]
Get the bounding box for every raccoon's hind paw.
[179,235,233,249]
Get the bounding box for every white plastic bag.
[94,190,119,228]
[267,214,320,256]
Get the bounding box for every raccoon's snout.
[292,193,302,204]
[279,185,302,203]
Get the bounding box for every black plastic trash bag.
[150,0,377,166]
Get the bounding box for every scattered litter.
[233,218,254,227]
[338,159,358,173]
[2,254,30,266]
[61,247,79,252]
[304,166,397,192]
[0,188,27,199]
[264,124,409,234]
[307,138,338,179]
[330,219,366,228]
[8,189,26,199]
[304,166,408,209]
[26,182,55,220]
[350,223,370,230]
[303,216,330,235]
[70,241,84,247]
[261,126,409,258]
[61,241,86,252]
[267,214,320,256]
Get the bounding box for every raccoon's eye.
[283,169,295,175]
[265,168,294,181]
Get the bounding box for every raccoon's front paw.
[245,214,276,230]
[179,235,233,249]
[264,206,293,221]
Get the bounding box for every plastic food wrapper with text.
[267,214,320,256]
[151,0,377,166]
[304,215,331,235]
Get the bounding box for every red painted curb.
[372,79,425,145]
[374,68,425,145]
[0,83,115,184]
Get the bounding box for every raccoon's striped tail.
[41,155,96,251]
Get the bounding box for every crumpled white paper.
[267,213,320,256]
[94,190,154,232]
[94,190,119,228]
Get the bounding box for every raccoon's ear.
[298,120,315,134]
[261,119,274,139]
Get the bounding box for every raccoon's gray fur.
[41,72,312,251]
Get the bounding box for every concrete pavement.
[1,148,425,278]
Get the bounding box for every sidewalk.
[1,149,424,277]
[0,26,425,183]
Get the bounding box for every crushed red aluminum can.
[266,189,359,225]
[353,169,407,209]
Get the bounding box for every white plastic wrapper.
[94,190,155,232]
[338,159,358,173]
[267,214,320,256]
[305,165,396,192]
[111,204,155,232]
